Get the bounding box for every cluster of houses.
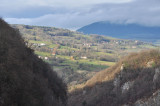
[33,43,46,47]
[38,56,49,60]
[83,43,91,47]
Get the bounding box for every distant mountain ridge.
[77,22,160,43]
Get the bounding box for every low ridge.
[68,50,160,106]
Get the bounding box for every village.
[12,24,157,86]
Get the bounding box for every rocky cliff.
[68,50,160,106]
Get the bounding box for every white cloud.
[0,0,134,7]
[2,0,160,29]
[47,0,134,7]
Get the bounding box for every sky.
[1,0,160,30]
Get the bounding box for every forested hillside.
[0,19,67,106]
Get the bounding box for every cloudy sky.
[1,0,160,30]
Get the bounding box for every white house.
[44,57,48,60]
[81,56,87,59]
[40,43,46,46]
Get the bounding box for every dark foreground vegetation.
[0,19,67,106]
[68,50,160,106]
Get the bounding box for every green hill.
[11,24,159,89]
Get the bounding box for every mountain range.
[78,22,160,44]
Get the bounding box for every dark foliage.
[0,19,67,106]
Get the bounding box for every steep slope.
[68,50,160,106]
[77,21,160,43]
[0,19,67,106]
[130,89,160,106]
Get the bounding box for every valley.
[2,0,160,105]
[1,19,160,105]
[12,24,159,89]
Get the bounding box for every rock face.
[133,90,160,106]
[69,50,160,106]
[153,68,160,89]
[121,81,134,94]
[146,60,155,68]
[0,19,67,106]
